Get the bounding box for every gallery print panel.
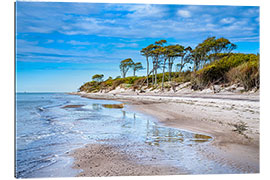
[15,0,259,178]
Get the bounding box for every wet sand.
[71,143,185,177]
[70,91,259,176]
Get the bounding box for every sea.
[15,93,242,178]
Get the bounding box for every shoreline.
[70,91,260,175]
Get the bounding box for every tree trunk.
[168,58,171,81]
[152,62,154,85]
[155,58,159,86]
[162,59,166,91]
[180,65,184,75]
[178,57,184,78]
[139,68,154,89]
[154,68,157,86]
[169,62,173,81]
[146,57,149,87]
[193,59,198,72]
[133,69,136,77]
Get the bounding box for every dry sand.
[70,90,260,176]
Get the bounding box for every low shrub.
[79,81,101,92]
[174,71,192,83]
[226,58,259,90]
[112,79,125,89]
[123,76,140,84]
[196,53,259,87]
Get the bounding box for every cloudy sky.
[16,1,259,92]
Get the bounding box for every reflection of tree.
[92,104,102,111]
[153,125,160,137]
[146,125,184,145]
[122,110,126,120]
[133,113,136,126]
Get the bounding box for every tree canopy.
[131,62,143,76]
[92,74,104,82]
[120,58,134,78]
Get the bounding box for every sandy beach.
[70,90,260,176]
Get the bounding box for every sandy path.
[70,91,260,175]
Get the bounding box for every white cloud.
[45,39,54,43]
[230,36,259,42]
[220,17,236,24]
[177,10,191,18]
[255,17,260,22]
[126,4,166,18]
[66,40,91,45]
[242,8,259,17]
[17,3,259,47]
[111,43,139,48]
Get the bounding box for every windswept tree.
[159,46,168,91]
[191,46,202,72]
[120,58,134,78]
[140,44,154,87]
[165,44,187,80]
[106,76,113,80]
[151,40,167,86]
[199,36,237,63]
[132,62,143,76]
[190,37,237,72]
[92,74,104,82]
[213,37,236,52]
[177,46,192,76]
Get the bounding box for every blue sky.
[16,1,259,92]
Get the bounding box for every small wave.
[16,155,58,178]
[43,101,71,109]
[37,100,70,112]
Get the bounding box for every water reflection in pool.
[100,103,213,147]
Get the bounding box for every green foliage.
[112,78,125,89]
[191,37,237,71]
[79,36,259,93]
[120,58,134,78]
[92,74,104,82]
[196,53,259,87]
[131,62,143,76]
[155,39,167,46]
[106,76,113,80]
[231,121,248,135]
[101,79,113,87]
[133,77,146,87]
[79,81,101,93]
[226,57,259,90]
[123,76,141,84]
[173,71,192,83]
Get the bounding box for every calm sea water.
[16,93,242,178]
